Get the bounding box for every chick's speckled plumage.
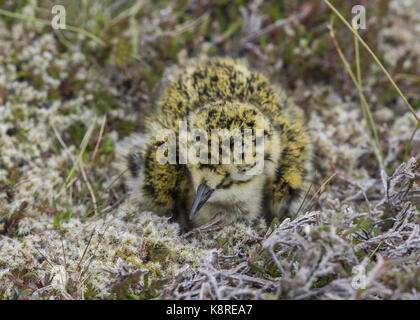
[124,57,311,227]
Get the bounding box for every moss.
[94,89,116,115]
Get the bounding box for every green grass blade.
[329,22,387,173]
[403,122,420,162]
[60,117,97,193]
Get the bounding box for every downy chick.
[123,57,311,227]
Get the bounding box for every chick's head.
[186,101,281,219]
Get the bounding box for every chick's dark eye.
[218,179,233,189]
[215,173,232,189]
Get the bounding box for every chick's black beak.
[190,184,214,219]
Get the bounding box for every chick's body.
[125,57,311,226]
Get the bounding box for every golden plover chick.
[123,57,311,227]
